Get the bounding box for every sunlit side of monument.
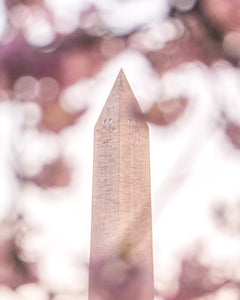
[89,69,154,300]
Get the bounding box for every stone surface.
[89,69,154,300]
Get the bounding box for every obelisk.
[89,69,154,300]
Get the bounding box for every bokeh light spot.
[37,77,59,101]
[98,0,168,35]
[44,0,88,34]
[129,20,182,51]
[14,76,38,101]
[22,102,42,128]
[18,130,60,177]
[53,14,79,34]
[0,1,7,40]
[16,284,48,300]
[24,15,55,47]
[174,0,197,12]
[9,4,31,29]
[60,79,92,112]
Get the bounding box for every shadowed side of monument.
[89,69,154,300]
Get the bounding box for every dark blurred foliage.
[1,0,240,299]
[0,236,37,289]
[213,200,240,235]
[142,97,188,126]
[147,12,226,75]
[0,220,37,289]
[19,156,72,188]
[224,120,240,150]
[39,102,87,133]
[165,256,238,300]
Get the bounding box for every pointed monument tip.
[117,68,125,77]
[115,68,128,84]
[95,66,146,128]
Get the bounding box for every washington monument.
[89,69,154,299]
